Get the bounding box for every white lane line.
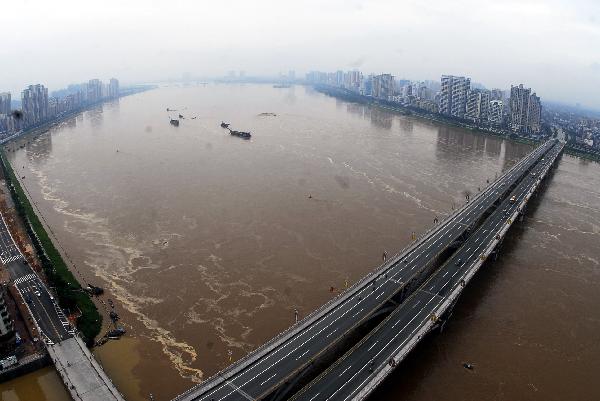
[333,296,443,401]
[296,349,310,361]
[259,373,277,387]
[201,145,556,401]
[326,328,338,338]
[340,365,352,377]
[225,380,254,401]
[336,162,558,397]
[367,340,379,351]
[351,308,363,319]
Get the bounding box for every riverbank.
[0,353,50,384]
[0,85,156,146]
[564,145,600,163]
[0,151,101,344]
[312,84,544,147]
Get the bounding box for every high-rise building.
[108,78,120,98]
[21,84,48,127]
[490,88,504,101]
[509,84,542,134]
[0,92,12,135]
[87,79,103,103]
[0,287,14,341]
[372,74,394,100]
[335,70,344,87]
[488,100,504,125]
[362,74,373,96]
[439,75,471,118]
[0,92,10,115]
[465,89,491,123]
[527,93,542,134]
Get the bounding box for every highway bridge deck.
[292,141,563,401]
[174,140,560,401]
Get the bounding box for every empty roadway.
[291,142,563,401]
[176,140,557,401]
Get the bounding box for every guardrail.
[174,140,556,400]
[356,143,563,400]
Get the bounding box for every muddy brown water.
[1,84,598,401]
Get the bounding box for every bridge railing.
[173,140,555,400]
[355,142,563,400]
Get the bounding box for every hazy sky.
[2,0,599,108]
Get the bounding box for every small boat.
[178,114,184,119]
[95,337,109,346]
[107,327,126,339]
[229,129,251,139]
[220,122,230,128]
[85,284,104,296]
[170,119,180,127]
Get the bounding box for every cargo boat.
[228,128,251,139]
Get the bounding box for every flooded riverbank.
[2,84,598,400]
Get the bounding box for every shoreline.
[312,83,600,163]
[0,150,102,344]
[310,84,600,161]
[312,84,540,143]
[0,85,155,146]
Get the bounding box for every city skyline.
[1,0,600,109]
[0,78,120,137]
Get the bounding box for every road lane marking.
[198,144,558,400]
[259,373,276,387]
[225,380,254,401]
[296,349,310,360]
[367,340,379,351]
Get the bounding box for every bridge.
[0,207,125,400]
[173,139,564,401]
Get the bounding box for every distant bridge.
[173,139,563,401]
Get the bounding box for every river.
[1,84,598,401]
